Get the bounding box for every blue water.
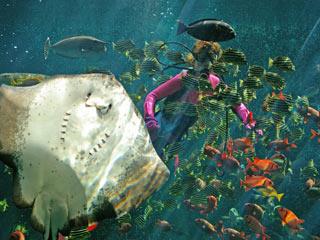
[1,0,320,239]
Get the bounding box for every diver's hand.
[244,121,263,136]
[145,116,160,130]
[145,116,160,141]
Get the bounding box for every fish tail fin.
[277,193,284,202]
[177,20,187,35]
[311,129,317,139]
[44,37,51,60]
[268,57,273,68]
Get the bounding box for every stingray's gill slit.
[60,111,71,143]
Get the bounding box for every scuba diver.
[143,40,263,157]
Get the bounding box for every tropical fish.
[244,203,264,221]
[232,137,254,153]
[223,228,247,240]
[256,186,284,202]
[310,129,320,143]
[211,62,228,75]
[268,138,297,152]
[194,218,217,235]
[204,144,221,158]
[245,157,279,174]
[221,48,247,65]
[240,175,273,191]
[144,41,166,58]
[177,19,236,42]
[118,223,132,234]
[244,215,270,240]
[156,220,173,231]
[141,59,161,75]
[248,65,265,78]
[240,76,263,90]
[112,39,135,54]
[128,48,145,61]
[9,231,25,240]
[44,36,107,60]
[207,195,218,211]
[268,56,295,72]
[277,207,304,232]
[264,72,286,90]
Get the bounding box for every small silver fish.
[44,35,107,59]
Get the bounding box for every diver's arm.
[208,73,262,135]
[144,70,188,124]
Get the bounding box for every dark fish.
[269,56,295,71]
[112,39,135,54]
[44,36,107,59]
[177,19,236,42]
[221,48,247,65]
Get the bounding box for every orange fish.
[9,231,25,240]
[233,137,254,153]
[246,157,279,174]
[240,175,273,191]
[199,195,218,215]
[311,129,320,143]
[278,207,304,232]
[268,138,297,152]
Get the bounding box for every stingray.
[0,73,169,239]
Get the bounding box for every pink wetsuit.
[144,71,257,130]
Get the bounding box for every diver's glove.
[145,116,160,130]
[233,103,263,136]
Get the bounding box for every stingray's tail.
[44,37,51,60]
